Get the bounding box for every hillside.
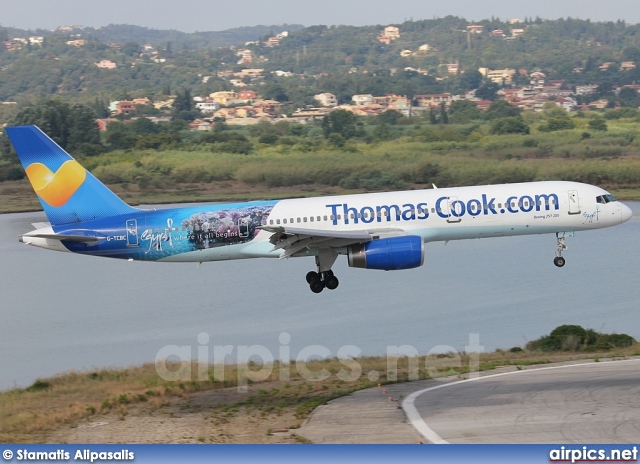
[1,17,639,105]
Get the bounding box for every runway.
[298,358,640,443]
[403,359,640,443]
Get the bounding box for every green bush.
[26,380,52,392]
[338,169,406,190]
[526,325,636,352]
[0,164,25,181]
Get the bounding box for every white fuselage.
[21,181,632,263]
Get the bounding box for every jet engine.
[347,236,424,270]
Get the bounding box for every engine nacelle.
[347,236,424,270]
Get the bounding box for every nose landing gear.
[554,232,567,267]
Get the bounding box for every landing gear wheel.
[310,279,325,293]
[554,256,566,268]
[325,275,339,290]
[308,250,339,293]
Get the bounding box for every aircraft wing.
[259,225,407,258]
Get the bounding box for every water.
[1,203,639,390]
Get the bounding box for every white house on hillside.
[314,93,338,107]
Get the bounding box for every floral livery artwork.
[182,204,274,250]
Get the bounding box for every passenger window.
[330,215,334,221]
[303,217,307,223]
[324,215,328,221]
[269,220,273,225]
[276,219,281,224]
[297,218,301,223]
[310,217,314,222]
[318,216,321,221]
[283,219,287,224]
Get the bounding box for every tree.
[448,100,482,123]
[539,117,575,132]
[130,117,161,135]
[484,100,522,120]
[377,109,403,125]
[622,46,640,63]
[475,81,500,101]
[372,123,393,141]
[539,106,575,132]
[618,87,640,108]
[172,88,194,113]
[11,99,101,154]
[321,109,358,139]
[439,102,448,124]
[262,83,289,103]
[172,89,200,121]
[588,117,607,131]
[459,69,483,90]
[489,117,530,135]
[121,41,141,57]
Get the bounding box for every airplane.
[5,125,634,293]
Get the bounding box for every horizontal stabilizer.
[19,233,105,243]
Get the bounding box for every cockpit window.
[596,194,618,204]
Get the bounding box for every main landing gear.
[306,270,339,293]
[306,249,339,293]
[554,232,567,268]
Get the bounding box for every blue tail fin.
[5,125,138,226]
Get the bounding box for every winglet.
[5,125,138,226]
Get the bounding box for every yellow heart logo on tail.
[25,160,87,207]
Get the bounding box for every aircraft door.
[126,219,140,247]
[568,190,581,215]
[447,196,462,223]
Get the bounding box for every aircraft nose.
[620,203,633,224]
